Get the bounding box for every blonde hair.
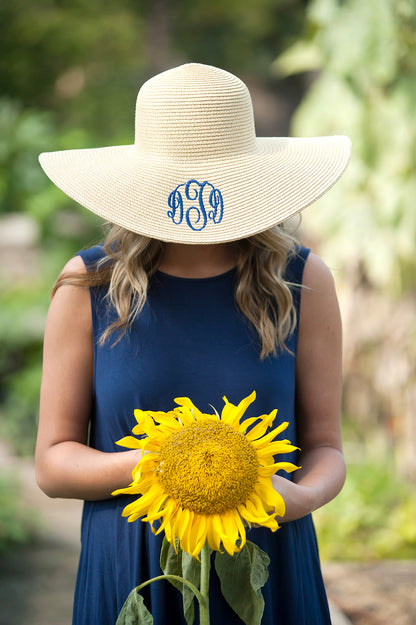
[53,223,299,359]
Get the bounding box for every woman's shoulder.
[55,245,106,277]
[47,261,93,342]
[61,254,88,275]
[302,251,336,291]
[298,252,341,340]
[51,245,106,314]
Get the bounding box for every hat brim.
[39,135,351,244]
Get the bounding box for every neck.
[158,242,238,278]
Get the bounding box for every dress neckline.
[155,266,237,283]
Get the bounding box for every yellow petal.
[112,482,142,497]
[244,410,277,441]
[246,491,269,516]
[163,519,175,546]
[142,493,169,522]
[128,474,154,492]
[137,451,159,468]
[176,508,195,550]
[255,441,299,455]
[237,416,260,433]
[237,503,273,526]
[220,511,240,556]
[124,483,166,518]
[257,462,300,477]
[133,410,155,430]
[132,423,145,435]
[154,499,177,536]
[174,397,207,420]
[149,410,177,424]
[190,513,208,558]
[181,509,196,555]
[233,510,247,550]
[172,406,196,425]
[206,515,222,552]
[120,496,150,519]
[255,481,286,517]
[223,509,247,553]
[169,507,183,545]
[115,436,143,450]
[257,464,281,477]
[221,391,256,427]
[250,422,289,447]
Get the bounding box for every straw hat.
[39,63,351,244]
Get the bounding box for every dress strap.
[76,244,106,271]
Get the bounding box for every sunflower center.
[157,419,258,514]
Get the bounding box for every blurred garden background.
[0,0,415,621]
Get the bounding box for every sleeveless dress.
[72,245,331,625]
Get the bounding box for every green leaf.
[116,588,153,625]
[160,538,201,625]
[182,551,201,625]
[214,540,270,625]
[160,537,183,592]
[273,41,323,77]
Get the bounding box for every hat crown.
[134,63,257,159]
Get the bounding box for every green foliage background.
[275,0,416,294]
[0,0,415,558]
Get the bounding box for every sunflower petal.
[112,483,143,497]
[206,515,222,552]
[115,436,143,450]
[250,422,289,447]
[255,441,299,455]
[232,509,247,551]
[190,514,208,559]
[142,492,169,523]
[237,416,260,433]
[255,481,286,517]
[220,511,240,556]
[174,397,210,421]
[237,502,274,526]
[221,391,256,427]
[154,499,177,536]
[257,462,300,477]
[181,510,196,555]
[149,410,178,425]
[172,406,196,425]
[176,508,196,557]
[244,410,278,441]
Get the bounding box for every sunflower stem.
[136,573,204,604]
[199,541,211,625]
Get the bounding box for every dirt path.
[0,442,82,625]
[323,561,416,625]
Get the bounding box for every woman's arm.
[272,252,346,521]
[35,255,140,500]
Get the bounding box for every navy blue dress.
[72,245,331,625]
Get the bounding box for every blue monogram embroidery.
[167,180,224,231]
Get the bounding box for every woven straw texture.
[39,63,351,244]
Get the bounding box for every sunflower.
[113,391,299,558]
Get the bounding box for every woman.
[36,63,351,624]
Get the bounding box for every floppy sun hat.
[39,63,351,244]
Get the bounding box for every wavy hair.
[52,222,300,359]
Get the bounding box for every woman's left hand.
[272,475,317,523]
